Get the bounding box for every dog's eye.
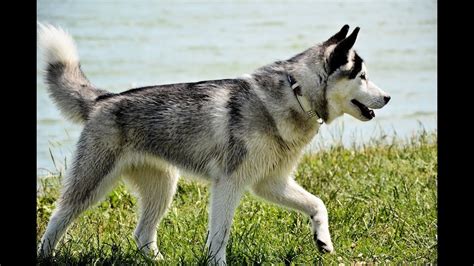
[360,74,366,80]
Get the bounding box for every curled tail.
[38,23,109,124]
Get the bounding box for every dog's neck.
[286,74,324,125]
[288,64,332,121]
[246,66,324,146]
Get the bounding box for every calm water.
[37,0,437,177]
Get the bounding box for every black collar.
[287,74,323,124]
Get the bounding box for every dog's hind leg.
[250,176,334,253]
[123,163,178,260]
[38,133,122,257]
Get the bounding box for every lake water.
[37,0,437,177]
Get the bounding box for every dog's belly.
[119,151,209,181]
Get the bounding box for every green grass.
[37,130,437,264]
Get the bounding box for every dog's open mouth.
[351,99,375,119]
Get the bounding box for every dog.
[37,23,390,264]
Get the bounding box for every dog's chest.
[234,133,307,184]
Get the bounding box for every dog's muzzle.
[351,99,375,119]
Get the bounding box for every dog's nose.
[384,96,391,104]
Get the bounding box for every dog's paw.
[38,241,56,259]
[142,248,164,261]
[313,234,334,254]
[153,251,165,261]
[137,242,164,261]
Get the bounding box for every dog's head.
[294,25,390,123]
[324,25,391,122]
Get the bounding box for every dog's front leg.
[251,176,334,253]
[206,179,243,265]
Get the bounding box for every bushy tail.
[38,23,109,124]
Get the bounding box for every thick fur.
[38,23,109,123]
[38,23,390,264]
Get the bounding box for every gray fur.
[45,63,109,123]
[38,24,390,262]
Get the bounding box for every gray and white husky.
[38,23,390,263]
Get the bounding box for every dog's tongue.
[369,109,375,117]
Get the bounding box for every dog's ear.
[323,24,349,46]
[335,27,359,52]
[328,27,360,75]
